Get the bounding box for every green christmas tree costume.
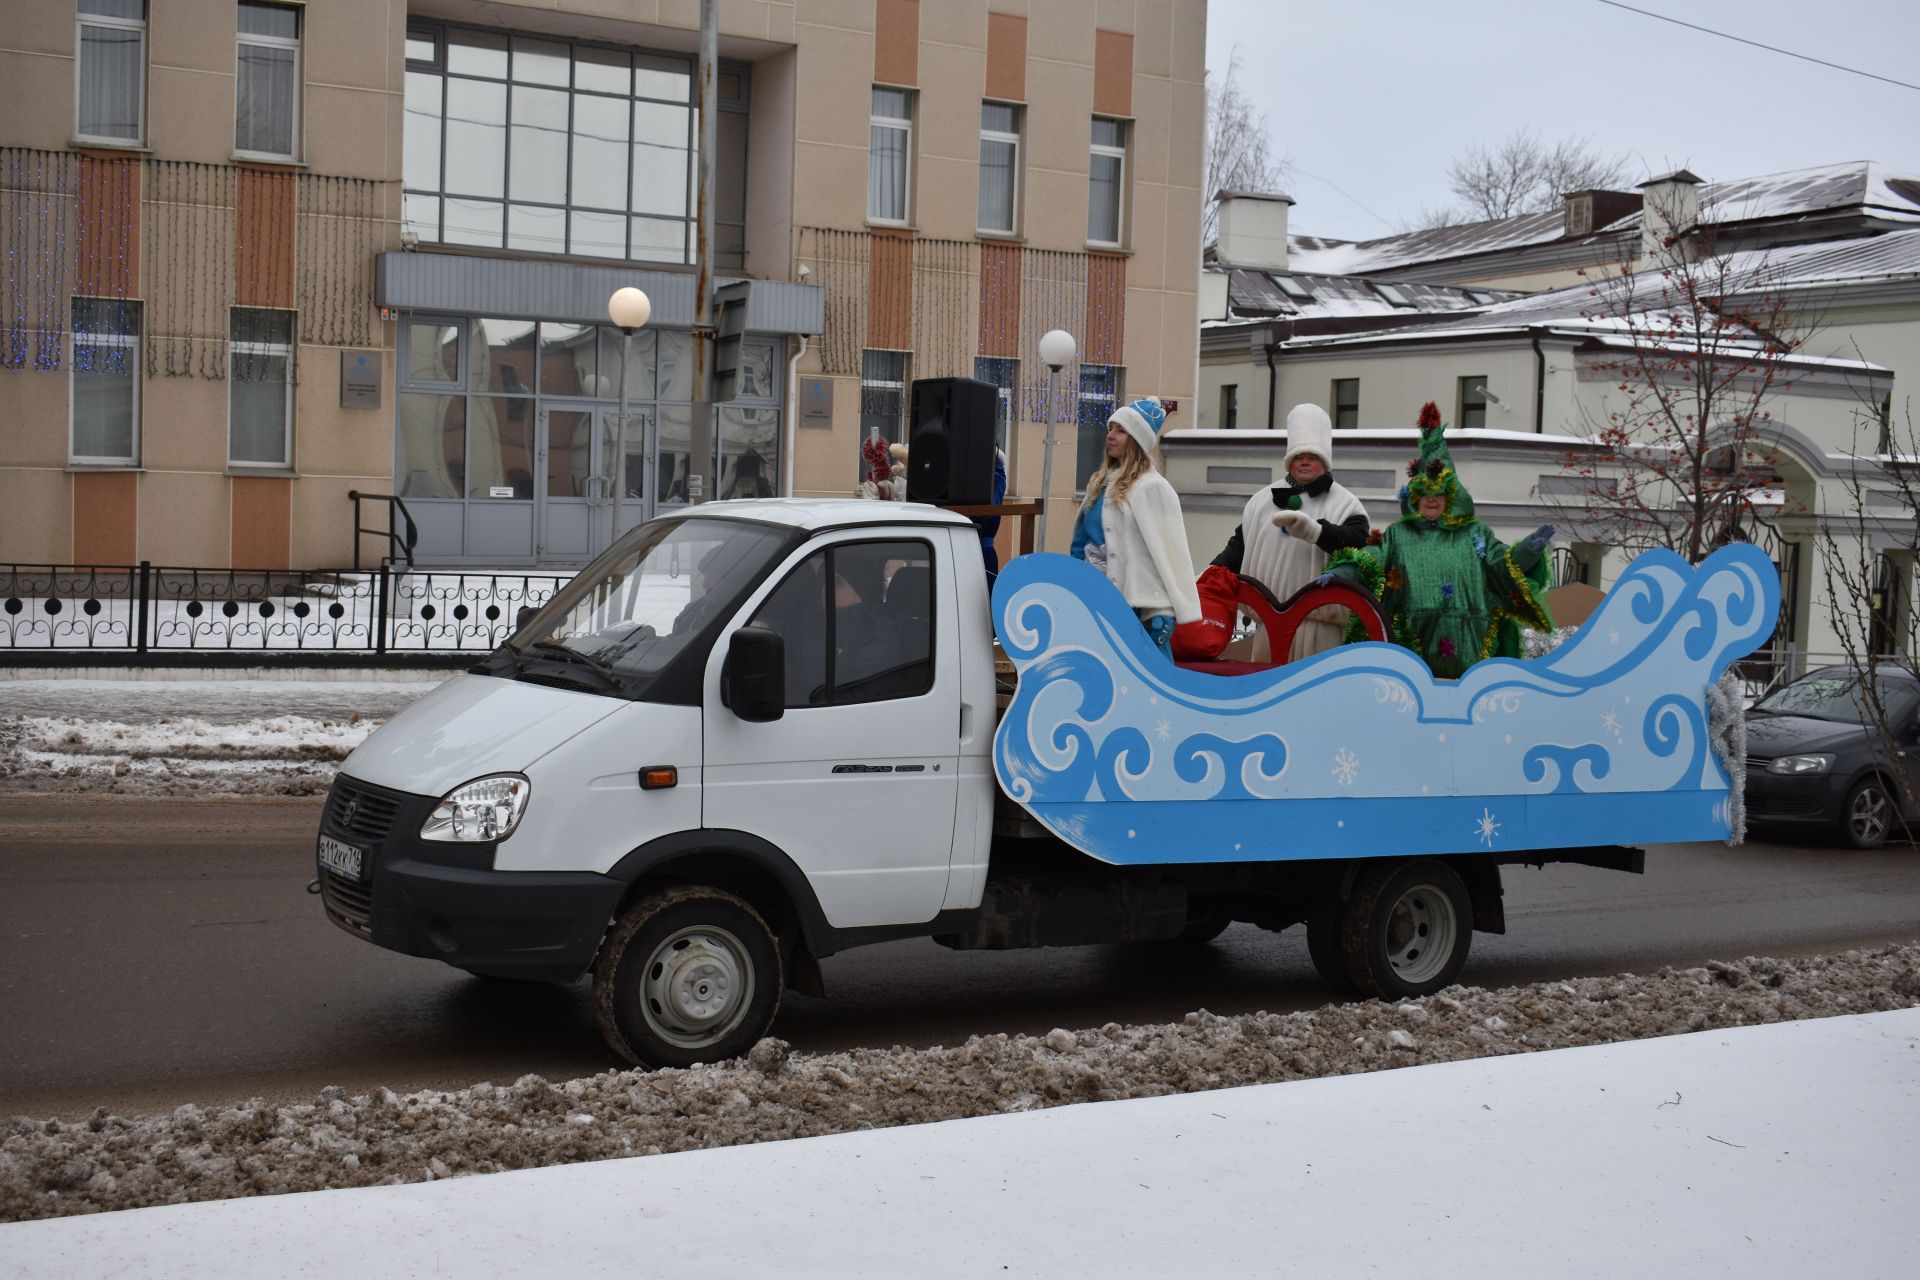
[1326,403,1553,679]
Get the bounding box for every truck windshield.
[500,516,792,697]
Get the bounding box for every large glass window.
[77,0,146,144]
[859,349,908,481]
[750,540,936,708]
[235,2,300,159]
[973,356,1018,462]
[1088,117,1127,247]
[1074,364,1122,490]
[229,307,294,466]
[402,22,749,267]
[978,102,1020,235]
[70,297,140,464]
[869,87,912,225]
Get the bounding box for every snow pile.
[0,714,375,797]
[5,943,1917,1224]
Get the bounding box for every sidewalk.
[5,1009,1914,1279]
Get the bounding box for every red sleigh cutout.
[1174,575,1388,676]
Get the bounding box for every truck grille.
[318,867,373,933]
[326,778,402,841]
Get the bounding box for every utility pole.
[690,0,719,504]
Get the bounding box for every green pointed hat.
[1401,401,1475,521]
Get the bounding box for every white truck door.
[701,530,961,928]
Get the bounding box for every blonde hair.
[1081,431,1156,510]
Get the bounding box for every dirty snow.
[0,679,437,796]
[4,944,1916,1225]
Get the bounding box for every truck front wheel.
[1339,860,1472,1000]
[592,886,783,1068]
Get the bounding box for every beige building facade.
[0,0,1207,569]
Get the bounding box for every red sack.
[1172,564,1238,660]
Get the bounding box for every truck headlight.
[421,774,530,842]
[1766,754,1835,775]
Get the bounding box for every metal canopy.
[375,252,824,334]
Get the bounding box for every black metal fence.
[0,563,571,658]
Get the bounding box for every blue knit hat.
[1109,396,1168,454]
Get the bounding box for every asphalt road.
[4,795,1917,1120]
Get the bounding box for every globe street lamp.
[1036,328,1077,552]
[606,287,652,542]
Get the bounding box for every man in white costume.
[1210,403,1371,661]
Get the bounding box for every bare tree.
[1811,394,1920,836]
[1204,50,1291,246]
[1445,129,1633,221]
[1547,193,1818,566]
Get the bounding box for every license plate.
[317,834,366,882]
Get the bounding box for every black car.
[1744,665,1920,849]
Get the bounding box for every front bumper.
[1744,766,1848,828]
[315,775,625,981]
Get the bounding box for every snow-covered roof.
[1288,162,1920,278]
[1712,228,1920,294]
[1209,264,1517,322]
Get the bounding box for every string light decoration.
[910,236,975,380]
[1018,248,1088,426]
[1,149,78,372]
[296,173,379,350]
[802,227,869,377]
[144,160,237,380]
[977,242,1020,359]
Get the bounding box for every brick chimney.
[1214,190,1294,272]
[1637,169,1703,264]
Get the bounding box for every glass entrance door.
[538,403,651,563]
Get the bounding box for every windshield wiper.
[525,640,624,690]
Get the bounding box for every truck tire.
[1306,902,1361,998]
[1338,860,1472,1000]
[592,885,783,1069]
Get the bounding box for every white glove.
[1271,509,1319,542]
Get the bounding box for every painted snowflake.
[1475,807,1502,847]
[1332,747,1360,787]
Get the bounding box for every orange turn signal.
[639,766,678,791]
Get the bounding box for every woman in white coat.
[1070,396,1202,658]
[1211,403,1371,661]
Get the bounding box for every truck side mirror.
[724,628,785,722]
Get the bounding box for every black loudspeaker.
[907,376,998,505]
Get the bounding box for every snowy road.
[4,798,1919,1120]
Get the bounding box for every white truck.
[315,499,1776,1067]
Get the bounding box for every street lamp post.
[607,286,652,543]
[1036,328,1077,552]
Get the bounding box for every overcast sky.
[1205,0,1920,241]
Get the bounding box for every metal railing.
[0,562,571,658]
[346,490,419,571]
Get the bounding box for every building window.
[860,349,908,479]
[76,0,146,144]
[70,297,140,464]
[1074,363,1122,490]
[230,308,294,466]
[235,2,301,159]
[869,87,913,225]
[973,356,1018,464]
[978,102,1020,235]
[402,23,749,267]
[1088,117,1127,247]
[1458,376,1489,431]
[1331,378,1359,430]
[1220,384,1239,430]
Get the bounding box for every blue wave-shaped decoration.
[991,543,1779,865]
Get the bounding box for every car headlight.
[1766,754,1835,775]
[421,774,530,842]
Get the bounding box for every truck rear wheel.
[1306,902,1361,997]
[592,886,783,1069]
[1339,860,1472,1000]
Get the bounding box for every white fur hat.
[1283,403,1333,472]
